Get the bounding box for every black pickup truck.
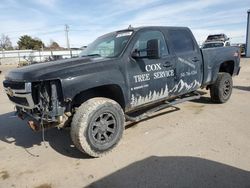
[3,26,240,157]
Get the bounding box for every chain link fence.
[0,49,82,66]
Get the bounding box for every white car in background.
[202,41,231,49]
[205,34,229,42]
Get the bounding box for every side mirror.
[131,49,140,59]
[131,39,161,59]
[146,39,160,59]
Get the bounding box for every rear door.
[166,28,203,95]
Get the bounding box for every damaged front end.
[4,79,71,131]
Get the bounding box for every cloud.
[121,0,241,25]
[80,0,162,24]
[117,0,247,43]
[0,0,247,47]
[33,0,57,9]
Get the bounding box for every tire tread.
[210,72,233,103]
[71,97,124,157]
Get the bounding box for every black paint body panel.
[4,26,240,112]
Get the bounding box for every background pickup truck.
[3,26,241,157]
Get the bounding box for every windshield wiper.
[88,54,101,57]
[81,54,101,57]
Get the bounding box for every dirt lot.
[0,59,250,188]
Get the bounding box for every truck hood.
[5,57,111,82]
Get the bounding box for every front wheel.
[71,97,124,157]
[210,72,233,103]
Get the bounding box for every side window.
[168,29,195,53]
[133,31,169,57]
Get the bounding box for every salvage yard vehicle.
[232,43,246,56]
[239,44,246,56]
[205,33,229,42]
[3,26,241,157]
[202,41,231,49]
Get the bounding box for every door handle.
[163,62,172,68]
[191,57,200,62]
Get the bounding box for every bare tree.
[48,39,62,50]
[0,34,13,50]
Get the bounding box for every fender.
[60,67,128,104]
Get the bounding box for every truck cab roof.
[117,26,189,31]
[105,26,190,36]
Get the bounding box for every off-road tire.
[210,72,233,103]
[71,97,124,157]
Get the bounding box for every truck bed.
[201,46,240,86]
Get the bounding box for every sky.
[0,0,249,48]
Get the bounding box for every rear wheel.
[71,97,124,157]
[210,73,233,103]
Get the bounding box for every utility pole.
[65,24,72,58]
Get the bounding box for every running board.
[125,92,201,122]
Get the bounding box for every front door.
[126,30,177,109]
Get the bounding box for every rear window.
[168,29,195,54]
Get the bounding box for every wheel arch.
[72,84,126,110]
[219,60,235,75]
[209,60,235,85]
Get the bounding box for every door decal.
[130,79,201,107]
[170,79,200,93]
[178,57,196,69]
[131,85,169,107]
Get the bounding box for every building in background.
[246,9,250,57]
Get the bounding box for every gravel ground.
[0,58,250,188]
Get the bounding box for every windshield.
[203,42,224,49]
[79,31,133,58]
